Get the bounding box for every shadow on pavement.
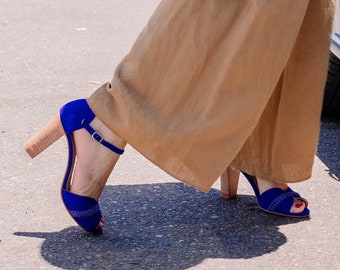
[15,183,308,270]
[318,120,340,181]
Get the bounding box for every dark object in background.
[322,52,340,120]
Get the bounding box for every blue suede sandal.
[25,99,124,234]
[242,172,310,218]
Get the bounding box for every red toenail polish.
[101,218,105,225]
[295,203,303,208]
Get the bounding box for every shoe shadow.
[317,120,340,181]
[14,183,308,270]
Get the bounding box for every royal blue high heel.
[220,168,310,218]
[25,99,124,234]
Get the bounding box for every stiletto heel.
[24,114,65,158]
[220,168,310,218]
[25,99,125,234]
[220,167,240,199]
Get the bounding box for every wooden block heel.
[24,114,65,159]
[220,167,240,199]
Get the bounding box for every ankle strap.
[82,121,124,155]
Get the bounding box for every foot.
[69,117,126,227]
[256,177,306,214]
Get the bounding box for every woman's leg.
[88,0,318,192]
[229,0,333,215]
[70,0,332,218]
[231,0,333,183]
[70,117,126,200]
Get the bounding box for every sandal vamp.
[62,189,102,233]
[258,187,308,216]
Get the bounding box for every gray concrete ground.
[1,1,340,269]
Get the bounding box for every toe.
[290,199,306,214]
[98,218,105,228]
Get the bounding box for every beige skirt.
[88,0,334,192]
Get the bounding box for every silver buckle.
[91,131,103,143]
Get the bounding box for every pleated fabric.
[88,0,334,192]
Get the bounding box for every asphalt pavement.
[1,1,340,269]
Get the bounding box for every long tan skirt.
[88,0,334,192]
